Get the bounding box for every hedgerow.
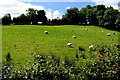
[2,44,120,80]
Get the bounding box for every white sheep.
[82,28,85,31]
[67,43,72,46]
[107,33,110,36]
[72,36,76,38]
[85,28,88,31]
[89,45,94,50]
[44,31,48,34]
[102,31,104,33]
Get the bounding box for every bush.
[2,44,120,80]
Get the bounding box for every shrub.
[2,44,119,80]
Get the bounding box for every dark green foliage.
[13,8,48,25]
[37,10,47,24]
[115,13,120,30]
[2,45,119,79]
[51,18,62,25]
[62,7,80,25]
[62,5,120,30]
[103,7,119,29]
[13,14,31,25]
[85,44,119,79]
[2,14,11,25]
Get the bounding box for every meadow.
[2,25,118,67]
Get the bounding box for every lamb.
[102,31,104,33]
[72,36,76,38]
[44,31,48,34]
[67,43,72,46]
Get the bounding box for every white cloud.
[0,0,44,18]
[91,0,119,9]
[53,10,61,19]
[0,0,62,20]
[46,10,61,20]
[18,0,91,2]
[18,0,32,1]
[66,7,71,9]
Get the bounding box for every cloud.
[18,0,120,10]
[0,0,62,20]
[18,0,91,2]
[0,0,44,18]
[53,10,61,19]
[46,10,61,20]
[91,0,119,9]
[66,7,71,9]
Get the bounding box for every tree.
[62,7,80,25]
[103,6,119,29]
[51,17,61,25]
[13,14,30,25]
[115,13,120,30]
[79,8,87,25]
[37,10,47,24]
[26,8,47,25]
[95,5,106,26]
[26,8,38,24]
[2,14,11,25]
[62,15,69,25]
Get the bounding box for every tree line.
[1,5,120,30]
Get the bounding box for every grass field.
[2,25,118,67]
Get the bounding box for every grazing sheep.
[82,28,85,31]
[67,43,72,46]
[85,28,88,31]
[89,45,94,50]
[44,31,48,34]
[102,31,104,33]
[72,36,76,38]
[107,33,110,36]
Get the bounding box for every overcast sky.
[0,0,119,19]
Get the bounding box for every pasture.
[2,25,118,67]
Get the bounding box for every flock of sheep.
[44,28,116,51]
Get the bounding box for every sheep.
[85,28,88,31]
[102,31,104,33]
[89,45,94,50]
[44,31,48,34]
[107,33,110,36]
[72,36,76,38]
[67,43,72,46]
[82,28,85,31]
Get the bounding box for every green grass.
[2,25,118,67]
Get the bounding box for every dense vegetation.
[1,4,120,30]
[2,44,120,80]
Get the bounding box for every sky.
[0,0,120,19]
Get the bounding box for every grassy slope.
[2,25,118,67]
